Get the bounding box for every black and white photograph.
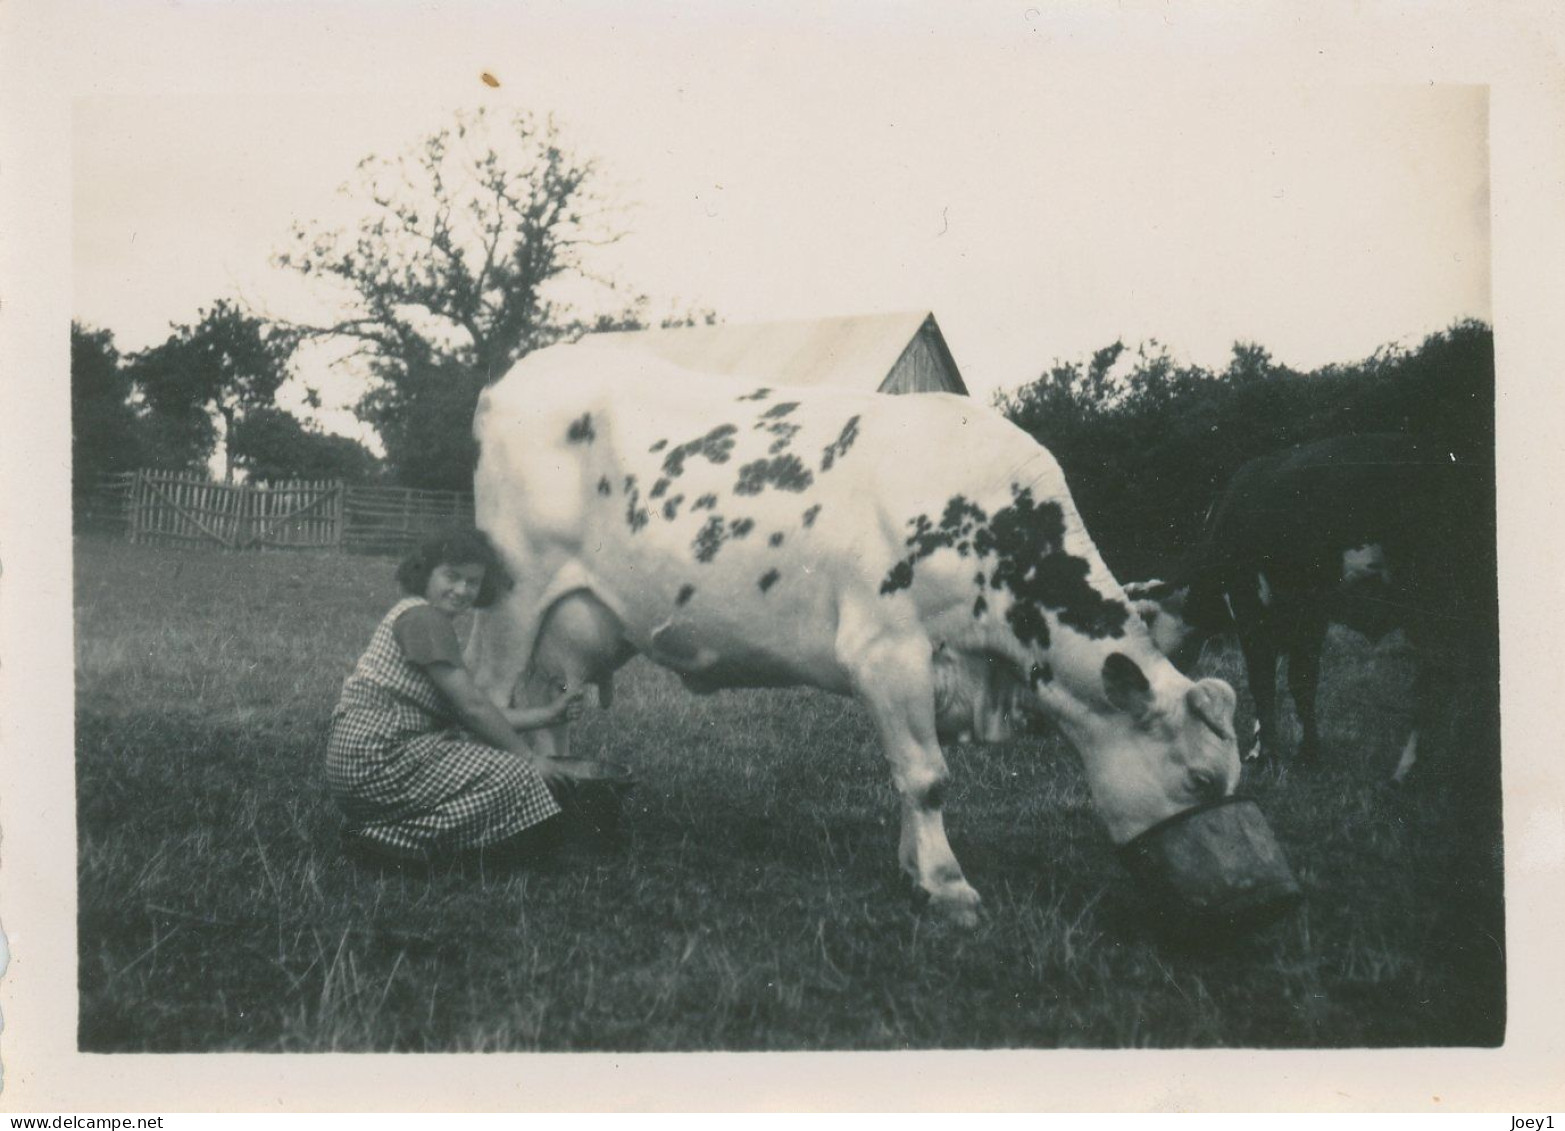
[3,0,1564,1113]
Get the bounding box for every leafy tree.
[131,299,299,481]
[71,322,142,493]
[228,406,382,483]
[277,108,635,489]
[995,321,1494,580]
[353,353,484,491]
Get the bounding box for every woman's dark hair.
[396,527,509,607]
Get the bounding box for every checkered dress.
[326,596,561,857]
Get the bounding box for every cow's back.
[474,344,1087,690]
[1190,432,1494,645]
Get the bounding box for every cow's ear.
[1102,652,1155,721]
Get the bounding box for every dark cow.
[466,341,1244,925]
[1128,432,1497,783]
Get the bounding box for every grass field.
[74,536,1505,1051]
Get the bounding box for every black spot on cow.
[625,480,649,533]
[619,474,648,532]
[649,438,668,453]
[758,568,781,593]
[759,421,802,455]
[911,495,989,559]
[769,532,785,548]
[730,517,755,539]
[977,487,1129,643]
[880,559,915,595]
[802,503,822,527]
[736,387,771,402]
[1008,601,1051,649]
[662,424,739,479]
[1030,662,1053,687]
[566,414,595,444]
[820,415,861,472]
[879,485,1130,646]
[692,493,719,511]
[973,594,988,618]
[650,477,671,500]
[693,516,728,563]
[753,404,803,455]
[596,476,613,497]
[676,583,696,607]
[735,454,814,496]
[663,495,685,521]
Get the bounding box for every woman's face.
[424,561,486,617]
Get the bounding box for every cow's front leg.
[1238,633,1279,763]
[849,637,981,927]
[1287,615,1327,764]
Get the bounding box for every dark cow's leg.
[1394,651,1455,787]
[1238,632,1279,763]
[1287,613,1328,764]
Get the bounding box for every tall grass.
[75,537,1504,1050]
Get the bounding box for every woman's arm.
[424,662,575,779]
[504,697,585,731]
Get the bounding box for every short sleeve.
[392,605,466,667]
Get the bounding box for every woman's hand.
[549,689,588,725]
[500,687,588,731]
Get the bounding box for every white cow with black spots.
[467,341,1242,925]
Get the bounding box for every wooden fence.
[95,471,475,555]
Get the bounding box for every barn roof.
[577,310,967,395]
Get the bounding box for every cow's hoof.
[928,884,983,928]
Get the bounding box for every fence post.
[128,470,141,544]
[234,479,248,551]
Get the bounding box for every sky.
[68,7,1491,441]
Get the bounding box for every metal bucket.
[550,758,637,841]
[1118,797,1303,937]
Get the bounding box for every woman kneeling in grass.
[327,528,587,869]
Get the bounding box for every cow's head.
[1036,649,1243,844]
[1331,542,1401,642]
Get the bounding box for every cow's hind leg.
[848,635,982,927]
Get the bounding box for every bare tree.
[276,108,633,487]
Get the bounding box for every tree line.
[994,318,1494,581]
